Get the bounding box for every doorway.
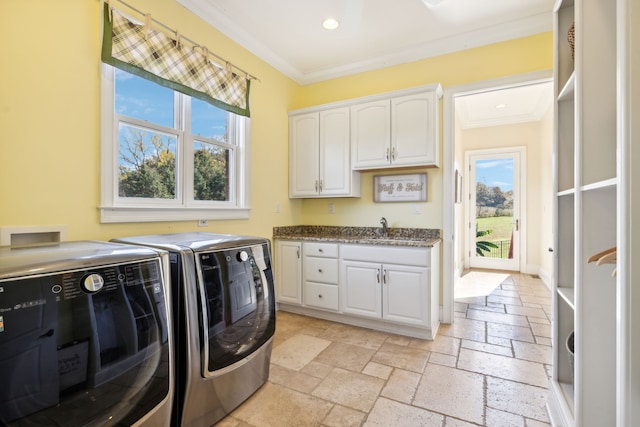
[441,70,553,324]
[466,147,524,272]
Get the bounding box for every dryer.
[0,241,173,426]
[112,233,276,427]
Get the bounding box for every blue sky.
[115,68,227,139]
[475,158,514,191]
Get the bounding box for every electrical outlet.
[197,219,208,227]
[329,203,335,214]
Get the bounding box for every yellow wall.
[0,0,300,243]
[0,0,552,245]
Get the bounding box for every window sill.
[99,206,250,223]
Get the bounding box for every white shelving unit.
[548,0,619,425]
[617,0,640,424]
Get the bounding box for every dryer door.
[0,259,171,426]
[0,276,59,421]
[197,243,276,375]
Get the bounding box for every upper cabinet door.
[319,107,352,196]
[391,91,439,167]
[289,113,320,197]
[351,100,391,169]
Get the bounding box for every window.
[101,66,250,223]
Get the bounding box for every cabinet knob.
[548,248,554,252]
[318,248,324,253]
[318,268,323,273]
[318,294,323,299]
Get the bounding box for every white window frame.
[100,65,251,223]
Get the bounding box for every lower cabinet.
[274,239,440,339]
[384,265,429,326]
[341,260,383,318]
[341,260,428,326]
[274,240,302,305]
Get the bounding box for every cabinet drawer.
[304,282,339,311]
[303,242,339,258]
[304,257,339,284]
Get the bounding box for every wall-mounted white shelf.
[558,72,575,102]
[557,287,575,309]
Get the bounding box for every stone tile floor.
[218,271,552,426]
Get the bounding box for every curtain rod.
[107,0,260,82]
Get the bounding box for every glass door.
[467,149,522,271]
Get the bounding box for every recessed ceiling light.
[322,18,340,30]
[495,103,507,109]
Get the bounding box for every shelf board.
[558,72,575,102]
[554,0,575,12]
[557,188,575,197]
[558,287,575,310]
[581,178,617,192]
[559,381,575,416]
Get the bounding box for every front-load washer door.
[196,243,276,375]
[0,259,171,426]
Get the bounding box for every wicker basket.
[567,22,575,60]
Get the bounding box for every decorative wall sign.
[374,173,427,203]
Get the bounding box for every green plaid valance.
[101,3,251,117]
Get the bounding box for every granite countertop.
[273,225,441,248]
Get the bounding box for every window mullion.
[181,93,195,207]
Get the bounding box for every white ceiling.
[176,0,555,127]
[455,81,553,129]
[177,0,554,85]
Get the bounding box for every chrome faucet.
[380,217,389,238]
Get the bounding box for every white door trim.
[464,147,526,272]
[441,70,552,324]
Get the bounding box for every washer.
[0,241,173,426]
[112,233,276,427]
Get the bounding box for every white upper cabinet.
[391,92,439,166]
[351,86,442,170]
[288,84,442,198]
[350,100,391,169]
[289,113,319,197]
[289,107,360,198]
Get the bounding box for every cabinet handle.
[549,248,554,252]
[377,268,381,283]
[319,180,323,192]
[315,180,319,192]
[392,147,397,161]
[296,247,300,258]
[383,269,387,284]
[385,147,390,161]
